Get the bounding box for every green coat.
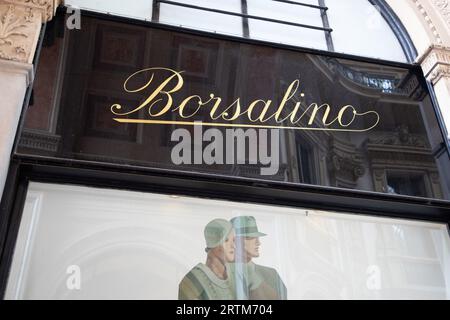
[253,263,287,300]
[228,262,287,300]
[178,263,236,300]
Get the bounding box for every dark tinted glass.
[18,14,450,200]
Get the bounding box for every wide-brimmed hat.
[230,216,266,237]
[204,219,233,249]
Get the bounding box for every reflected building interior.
[17,15,450,200]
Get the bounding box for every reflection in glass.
[18,15,450,200]
[387,173,427,198]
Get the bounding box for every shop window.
[5,183,450,299]
[4,1,450,303]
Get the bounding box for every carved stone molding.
[18,129,61,153]
[3,0,60,22]
[412,0,444,44]
[419,45,450,84]
[432,0,450,29]
[368,125,430,149]
[0,0,61,64]
[327,137,365,189]
[0,4,40,63]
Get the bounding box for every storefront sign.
[111,67,380,132]
[19,15,449,198]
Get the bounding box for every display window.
[5,182,450,299]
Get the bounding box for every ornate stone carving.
[0,5,27,45]
[432,0,450,28]
[0,3,38,63]
[412,0,444,44]
[0,0,60,63]
[419,45,450,84]
[366,128,442,198]
[327,137,365,189]
[3,0,59,22]
[368,125,430,149]
[18,129,61,153]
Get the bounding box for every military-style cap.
[230,216,266,237]
[204,219,233,249]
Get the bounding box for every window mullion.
[319,0,334,51]
[241,0,250,38]
[152,0,160,22]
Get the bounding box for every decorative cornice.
[432,0,450,29]
[0,4,38,63]
[328,137,365,187]
[3,0,61,23]
[19,129,60,153]
[412,0,443,44]
[0,0,60,63]
[367,125,430,149]
[418,45,450,84]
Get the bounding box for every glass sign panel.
[18,15,450,200]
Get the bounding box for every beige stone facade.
[0,0,61,200]
[0,1,60,63]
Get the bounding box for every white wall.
[6,182,450,300]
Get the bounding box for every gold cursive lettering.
[111,67,381,133]
[111,67,184,117]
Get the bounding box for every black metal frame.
[0,21,48,300]
[81,7,410,68]
[151,0,160,22]
[273,0,327,10]
[152,0,334,49]
[318,0,334,51]
[155,0,332,32]
[0,7,449,299]
[241,0,250,38]
[1,156,449,298]
[426,81,450,154]
[152,0,334,52]
[151,0,416,62]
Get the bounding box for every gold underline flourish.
[113,119,376,132]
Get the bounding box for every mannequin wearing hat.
[178,219,236,300]
[230,216,287,300]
